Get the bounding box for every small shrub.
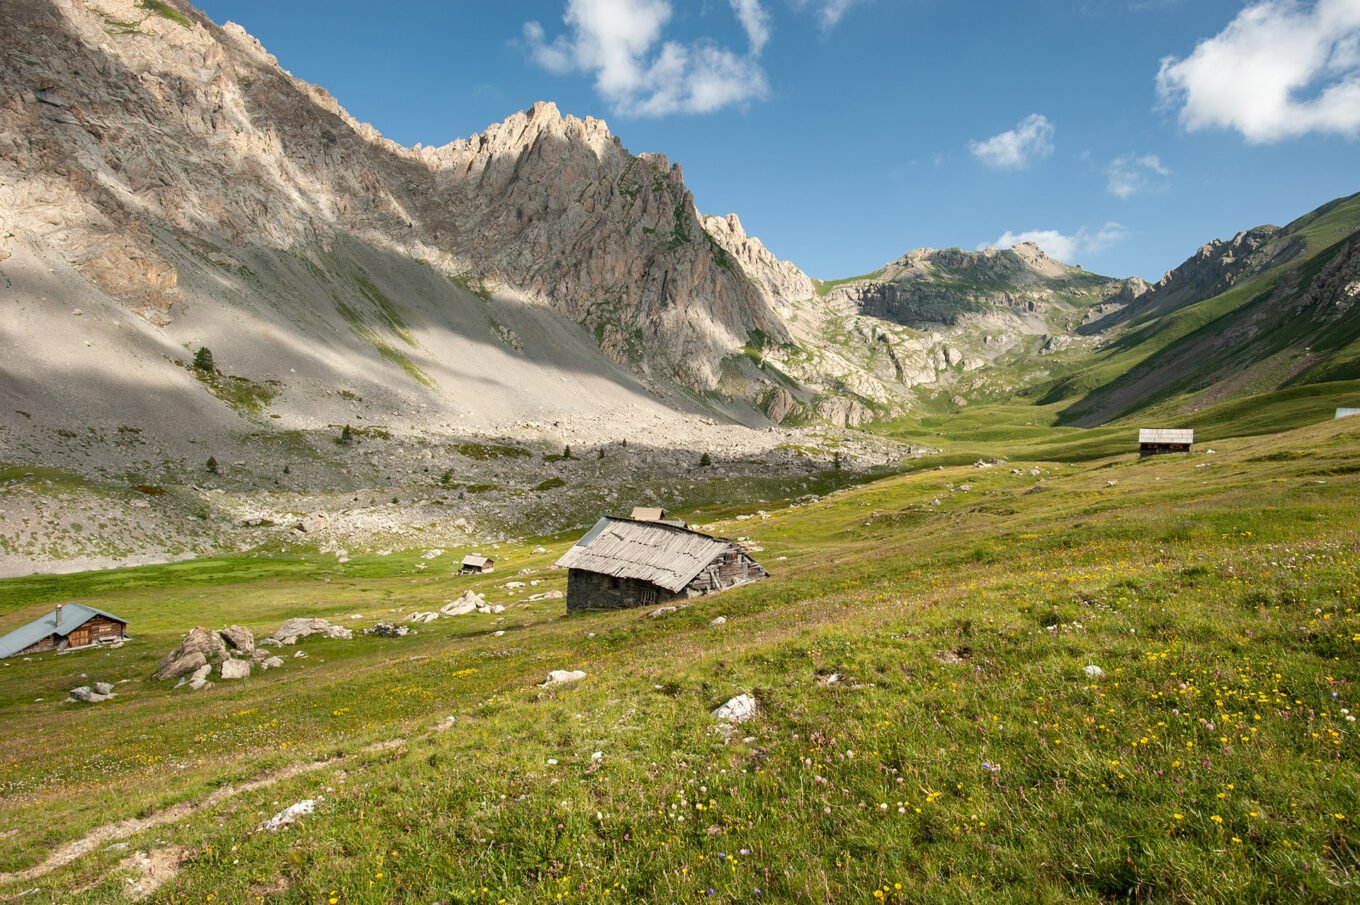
[205,456,218,474]
[699,452,713,467]
[337,425,355,446]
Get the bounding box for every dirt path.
[0,739,405,889]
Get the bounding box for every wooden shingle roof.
[1139,428,1194,444]
[555,517,735,593]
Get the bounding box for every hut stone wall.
[566,569,679,613]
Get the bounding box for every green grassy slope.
[1043,193,1360,426]
[1,416,1358,902]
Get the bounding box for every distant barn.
[1338,408,1360,420]
[556,517,768,613]
[460,554,495,574]
[1139,428,1194,457]
[0,603,127,659]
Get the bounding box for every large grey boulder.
[272,618,353,644]
[219,659,251,680]
[92,681,115,695]
[440,591,485,616]
[68,685,111,703]
[154,628,227,681]
[220,625,254,653]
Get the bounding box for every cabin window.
[640,587,657,606]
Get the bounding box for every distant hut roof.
[629,507,667,521]
[1338,408,1360,419]
[462,554,493,568]
[555,517,736,593]
[0,603,127,659]
[1139,428,1194,444]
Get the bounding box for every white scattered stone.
[1083,664,1105,679]
[293,650,308,659]
[258,798,320,832]
[708,616,727,626]
[260,656,284,670]
[712,693,758,724]
[649,606,678,619]
[541,669,587,687]
[492,630,506,637]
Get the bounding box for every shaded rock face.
[0,1,789,397]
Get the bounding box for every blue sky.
[196,0,1360,281]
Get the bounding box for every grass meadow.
[0,415,1358,902]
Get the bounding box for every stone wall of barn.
[566,569,677,613]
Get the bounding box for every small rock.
[708,616,727,626]
[364,622,411,638]
[541,669,587,687]
[1083,664,1104,679]
[92,681,115,695]
[260,656,284,670]
[293,650,308,659]
[649,606,678,619]
[712,693,757,724]
[258,798,320,832]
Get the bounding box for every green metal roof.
[0,603,127,658]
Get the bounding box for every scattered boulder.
[1083,664,1105,679]
[293,512,329,534]
[219,659,251,680]
[258,798,320,832]
[260,656,284,670]
[541,669,587,687]
[649,606,679,619]
[93,681,115,695]
[272,618,353,644]
[174,663,213,691]
[528,590,564,601]
[364,622,411,638]
[712,693,758,724]
[154,627,227,681]
[220,625,254,653]
[708,616,727,627]
[405,611,440,623]
[68,685,112,703]
[440,590,484,616]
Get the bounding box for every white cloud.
[981,222,1128,263]
[792,0,863,29]
[967,114,1056,170]
[1156,0,1360,142]
[524,0,770,117]
[1106,153,1171,198]
[731,0,771,53]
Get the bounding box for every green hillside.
[1039,193,1360,426]
[2,415,1358,902]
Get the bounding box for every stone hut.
[460,554,495,574]
[1138,428,1194,457]
[555,517,769,613]
[0,603,128,658]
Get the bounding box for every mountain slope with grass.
[1038,193,1360,426]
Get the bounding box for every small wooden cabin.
[460,554,495,574]
[555,516,768,613]
[1138,428,1194,457]
[630,507,667,521]
[0,603,127,658]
